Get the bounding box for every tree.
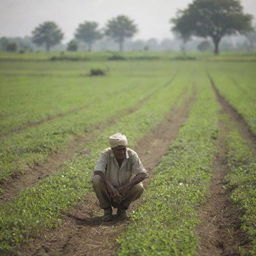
[105,15,137,51]
[197,40,211,52]
[171,0,253,55]
[67,40,78,51]
[6,42,17,52]
[75,21,102,51]
[32,21,63,51]
[245,25,256,51]
[0,37,9,51]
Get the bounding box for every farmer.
[92,133,148,221]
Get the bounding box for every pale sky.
[0,0,255,42]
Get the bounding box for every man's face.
[112,145,127,160]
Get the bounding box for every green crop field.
[0,52,256,255]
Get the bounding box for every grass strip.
[0,74,190,253]
[225,126,256,255]
[117,74,219,256]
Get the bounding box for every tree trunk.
[212,37,221,55]
[46,43,50,52]
[118,38,124,52]
[88,43,92,52]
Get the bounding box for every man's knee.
[131,182,144,198]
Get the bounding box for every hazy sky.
[1,0,255,42]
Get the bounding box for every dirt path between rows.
[197,76,255,256]
[16,89,195,256]
[0,76,177,204]
[209,74,256,146]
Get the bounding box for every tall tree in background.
[75,21,102,51]
[245,24,256,51]
[171,0,253,55]
[105,15,137,51]
[32,21,63,51]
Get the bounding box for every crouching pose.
[92,133,148,221]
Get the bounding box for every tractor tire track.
[197,75,254,256]
[17,88,195,256]
[0,75,177,204]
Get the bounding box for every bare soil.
[15,91,194,256]
[197,76,255,256]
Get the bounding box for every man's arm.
[118,172,149,196]
[129,172,148,187]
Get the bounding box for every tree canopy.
[75,21,102,51]
[171,0,253,54]
[32,21,63,51]
[105,15,137,51]
[67,40,78,51]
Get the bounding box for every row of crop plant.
[0,73,192,253]
[208,62,256,135]
[225,117,256,255]
[0,76,170,184]
[0,58,183,134]
[0,76,140,134]
[117,73,219,255]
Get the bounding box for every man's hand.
[117,183,132,197]
[107,184,122,201]
[117,172,148,196]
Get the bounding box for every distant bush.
[130,56,160,60]
[67,40,78,51]
[197,41,211,52]
[49,55,89,61]
[108,54,126,60]
[89,68,106,76]
[171,56,196,61]
[6,42,17,52]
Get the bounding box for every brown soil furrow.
[197,75,253,256]
[208,74,256,147]
[0,75,177,204]
[17,88,195,256]
[198,113,247,256]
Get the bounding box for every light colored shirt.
[94,147,147,186]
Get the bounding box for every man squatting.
[92,133,148,221]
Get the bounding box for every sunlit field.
[0,52,256,255]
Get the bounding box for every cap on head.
[109,133,128,148]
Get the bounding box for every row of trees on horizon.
[1,0,255,55]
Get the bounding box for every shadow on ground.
[66,213,129,226]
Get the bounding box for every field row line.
[208,73,256,146]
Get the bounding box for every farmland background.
[0,51,256,255]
